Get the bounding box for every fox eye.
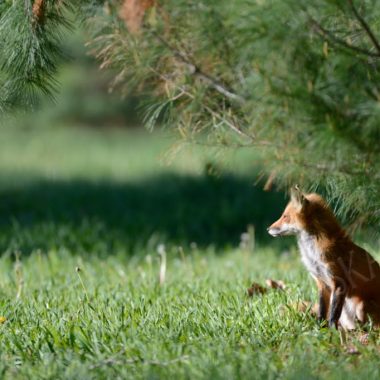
[283,214,289,220]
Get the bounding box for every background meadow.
[0,123,379,380]
[0,18,379,380]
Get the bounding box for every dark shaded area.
[0,173,287,255]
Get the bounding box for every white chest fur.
[297,232,332,286]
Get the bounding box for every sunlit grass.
[0,248,379,380]
[0,124,378,379]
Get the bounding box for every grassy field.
[0,124,379,379]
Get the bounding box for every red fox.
[268,186,380,329]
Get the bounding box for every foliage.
[0,123,286,252]
[0,0,73,109]
[1,247,380,379]
[0,113,379,380]
[87,0,380,233]
[1,0,380,234]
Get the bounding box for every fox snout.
[267,224,282,237]
[267,219,281,237]
[267,219,299,237]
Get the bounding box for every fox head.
[267,185,308,237]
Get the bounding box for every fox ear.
[290,185,307,210]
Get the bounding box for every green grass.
[0,123,286,253]
[0,124,379,379]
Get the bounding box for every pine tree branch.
[152,32,246,104]
[151,69,256,142]
[146,64,261,142]
[309,17,380,58]
[348,0,380,56]
[295,159,370,177]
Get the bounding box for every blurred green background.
[0,29,287,257]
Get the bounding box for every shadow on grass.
[0,173,287,255]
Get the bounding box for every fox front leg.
[318,288,330,323]
[316,279,330,323]
[328,282,347,328]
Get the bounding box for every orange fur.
[268,187,380,329]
